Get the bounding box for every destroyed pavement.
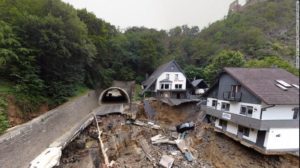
[55,100,299,168]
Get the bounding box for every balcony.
[223,91,242,102]
[201,105,299,130]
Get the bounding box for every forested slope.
[0,0,298,133]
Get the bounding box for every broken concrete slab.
[175,139,188,153]
[151,134,176,145]
[29,147,62,168]
[130,119,161,129]
[184,151,194,162]
[139,138,156,166]
[159,155,174,168]
[160,98,199,106]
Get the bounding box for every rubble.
[159,155,174,168]
[176,121,195,133]
[56,101,299,168]
[29,147,62,168]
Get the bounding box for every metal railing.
[223,91,242,102]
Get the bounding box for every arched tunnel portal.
[98,87,130,105]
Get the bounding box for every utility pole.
[296,0,299,69]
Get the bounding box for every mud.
[7,95,49,127]
[57,101,299,168]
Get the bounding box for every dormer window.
[175,74,179,80]
[166,74,170,79]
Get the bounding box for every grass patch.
[0,96,9,134]
[133,84,143,101]
[67,85,90,101]
[0,81,14,94]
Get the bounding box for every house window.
[221,102,230,111]
[293,107,299,119]
[238,126,250,137]
[219,119,227,127]
[240,106,247,115]
[212,100,217,107]
[231,85,241,93]
[160,84,170,90]
[175,84,182,89]
[247,106,253,116]
[175,74,179,80]
[240,105,253,117]
[166,74,170,79]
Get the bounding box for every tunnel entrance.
[99,87,130,105]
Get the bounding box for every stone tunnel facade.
[98,87,130,105]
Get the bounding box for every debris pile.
[56,101,299,168]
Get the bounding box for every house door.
[222,121,227,131]
[176,93,181,99]
[256,131,266,147]
[219,119,227,131]
[237,126,244,139]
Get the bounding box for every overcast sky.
[62,0,246,31]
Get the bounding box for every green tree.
[184,65,204,80]
[0,21,19,67]
[245,56,299,76]
[203,50,245,83]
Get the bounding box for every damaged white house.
[141,60,209,106]
[142,60,190,99]
[202,67,299,154]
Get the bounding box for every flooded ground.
[55,100,299,168]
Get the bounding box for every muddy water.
[57,102,299,168]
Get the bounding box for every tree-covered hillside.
[193,0,296,64]
[0,0,298,133]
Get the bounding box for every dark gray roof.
[142,60,185,94]
[191,79,203,87]
[223,68,299,105]
[160,98,199,106]
[192,79,206,87]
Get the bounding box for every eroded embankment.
[57,100,299,168]
[0,91,98,168]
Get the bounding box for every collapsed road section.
[55,100,299,168]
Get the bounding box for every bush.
[0,97,9,134]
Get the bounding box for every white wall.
[215,118,221,129]
[213,118,257,143]
[243,128,258,143]
[226,122,238,135]
[206,98,261,119]
[207,98,217,107]
[264,128,299,150]
[261,104,297,120]
[155,72,186,91]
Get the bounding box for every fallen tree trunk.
[93,115,110,167]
